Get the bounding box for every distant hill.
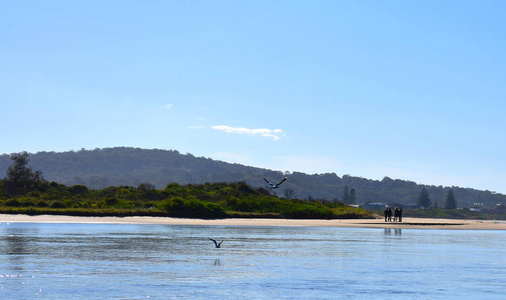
[1,147,505,208]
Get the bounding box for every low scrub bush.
[280,204,333,219]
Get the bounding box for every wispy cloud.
[165,104,173,109]
[211,125,284,140]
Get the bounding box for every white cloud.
[211,125,284,140]
[165,104,173,109]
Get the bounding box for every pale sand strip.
[1,214,506,230]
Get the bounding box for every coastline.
[1,214,506,230]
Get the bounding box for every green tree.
[68,184,89,196]
[283,188,295,200]
[342,186,350,204]
[349,188,356,204]
[417,188,431,208]
[3,152,45,196]
[444,189,457,209]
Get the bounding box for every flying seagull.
[209,238,223,248]
[263,177,287,189]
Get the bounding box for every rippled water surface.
[1,222,505,299]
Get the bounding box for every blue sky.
[1,1,505,193]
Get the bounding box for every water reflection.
[1,223,505,300]
[384,228,402,236]
[1,225,40,272]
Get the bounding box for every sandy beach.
[1,214,505,230]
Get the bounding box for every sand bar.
[1,214,506,230]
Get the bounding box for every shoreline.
[1,214,506,230]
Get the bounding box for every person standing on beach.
[394,208,400,222]
[398,208,403,222]
[387,208,392,222]
[384,207,389,222]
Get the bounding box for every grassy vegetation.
[0,181,375,219]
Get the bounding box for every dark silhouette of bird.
[209,238,223,248]
[263,177,287,189]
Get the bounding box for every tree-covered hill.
[1,147,505,208]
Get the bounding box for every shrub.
[69,185,88,196]
[105,196,118,206]
[238,182,257,195]
[280,204,333,219]
[50,201,66,208]
[36,200,49,207]
[159,196,224,216]
[21,200,35,207]
[115,200,135,209]
[5,199,22,207]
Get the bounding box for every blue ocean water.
[1,222,505,299]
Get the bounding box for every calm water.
[1,222,505,299]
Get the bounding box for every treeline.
[0,181,373,219]
[0,153,373,219]
[1,147,505,208]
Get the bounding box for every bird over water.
[209,238,223,248]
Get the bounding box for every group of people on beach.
[384,207,402,222]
